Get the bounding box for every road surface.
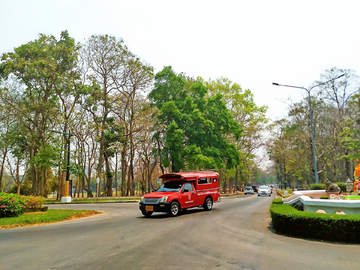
[0,195,358,269]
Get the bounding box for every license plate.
[145,205,153,211]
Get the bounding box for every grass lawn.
[0,209,100,230]
[44,197,140,204]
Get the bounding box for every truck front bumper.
[139,202,171,213]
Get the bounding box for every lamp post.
[50,129,72,202]
[272,74,344,184]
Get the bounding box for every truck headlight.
[140,196,145,203]
[159,196,168,203]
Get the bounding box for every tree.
[80,35,132,196]
[205,77,269,187]
[149,66,241,173]
[0,31,79,196]
[80,34,153,196]
[316,67,360,179]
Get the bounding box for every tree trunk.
[105,156,113,196]
[344,149,351,180]
[115,152,118,197]
[0,149,8,193]
[84,159,93,197]
[121,147,128,196]
[16,158,20,195]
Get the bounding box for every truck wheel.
[203,197,213,211]
[168,202,180,217]
[141,209,153,217]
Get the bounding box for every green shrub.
[0,193,26,218]
[335,182,346,193]
[310,183,326,190]
[320,196,328,199]
[272,198,283,204]
[24,195,45,209]
[270,203,360,243]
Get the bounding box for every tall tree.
[0,31,79,196]
[80,35,153,196]
[316,67,360,179]
[205,77,269,187]
[149,66,241,173]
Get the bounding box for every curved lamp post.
[272,74,344,184]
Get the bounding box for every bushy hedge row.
[0,193,26,217]
[310,182,346,192]
[310,183,326,190]
[270,200,360,243]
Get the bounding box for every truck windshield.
[157,181,184,192]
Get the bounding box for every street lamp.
[272,74,345,184]
[50,129,72,202]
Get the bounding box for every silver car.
[244,186,254,195]
[258,186,271,197]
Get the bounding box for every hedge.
[310,183,326,190]
[270,199,360,243]
[310,182,346,192]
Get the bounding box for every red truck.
[139,171,220,217]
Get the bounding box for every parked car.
[244,186,254,195]
[258,186,271,197]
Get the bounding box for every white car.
[244,186,254,195]
[258,186,271,197]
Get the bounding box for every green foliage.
[272,198,283,204]
[105,171,114,178]
[32,143,61,169]
[0,30,81,196]
[320,196,329,199]
[310,182,346,192]
[335,182,346,193]
[9,181,32,196]
[270,202,360,243]
[0,193,26,217]
[205,77,268,183]
[310,183,326,190]
[149,66,241,172]
[103,117,126,159]
[24,195,45,209]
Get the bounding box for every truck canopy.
[159,171,219,182]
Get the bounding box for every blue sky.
[1,0,359,121]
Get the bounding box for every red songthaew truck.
[139,171,220,217]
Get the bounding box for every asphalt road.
[0,194,359,270]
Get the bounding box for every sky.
[1,0,359,121]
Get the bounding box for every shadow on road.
[136,207,218,219]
